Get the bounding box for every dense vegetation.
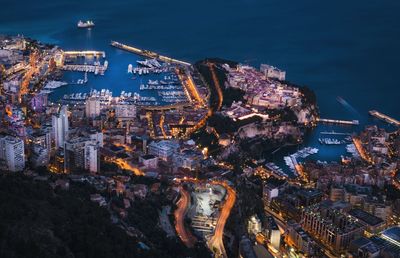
[0,174,141,258]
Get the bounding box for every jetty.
[369,110,400,127]
[317,118,359,126]
[110,41,190,66]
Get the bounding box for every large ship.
[77,20,95,28]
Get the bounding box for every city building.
[52,105,69,149]
[84,142,100,173]
[247,215,262,237]
[30,144,50,168]
[148,140,179,161]
[264,215,281,252]
[260,64,286,81]
[115,104,136,119]
[85,97,101,118]
[139,154,158,169]
[302,201,365,254]
[348,209,385,235]
[348,237,380,258]
[287,221,317,256]
[172,149,202,170]
[0,135,25,172]
[263,182,279,207]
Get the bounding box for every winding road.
[174,187,197,248]
[208,182,236,258]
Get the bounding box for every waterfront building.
[260,64,286,81]
[115,104,136,119]
[52,105,69,149]
[148,140,179,161]
[85,97,101,118]
[0,135,25,172]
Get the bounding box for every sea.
[1,0,399,173]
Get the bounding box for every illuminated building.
[247,215,262,237]
[139,154,158,169]
[85,97,101,118]
[0,135,25,172]
[148,140,179,161]
[264,215,281,252]
[84,142,100,173]
[260,64,286,81]
[302,201,365,253]
[52,106,69,149]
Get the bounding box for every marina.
[318,137,351,145]
[283,147,319,176]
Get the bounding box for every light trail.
[174,187,197,248]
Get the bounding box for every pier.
[63,51,106,58]
[369,110,400,127]
[61,64,107,75]
[317,118,359,125]
[320,131,352,136]
[110,41,191,66]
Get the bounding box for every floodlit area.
[187,184,227,239]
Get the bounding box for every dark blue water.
[1,0,399,165]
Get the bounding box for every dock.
[317,118,359,126]
[61,64,107,75]
[320,131,352,136]
[110,41,191,66]
[369,110,400,127]
[63,51,106,58]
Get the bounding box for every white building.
[0,136,25,172]
[265,216,281,252]
[85,97,101,118]
[85,142,100,173]
[52,106,69,149]
[247,215,262,236]
[115,104,136,119]
[260,64,286,81]
[89,131,104,147]
[148,140,179,161]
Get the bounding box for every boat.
[77,20,95,28]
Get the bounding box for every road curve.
[208,182,236,258]
[174,187,197,248]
